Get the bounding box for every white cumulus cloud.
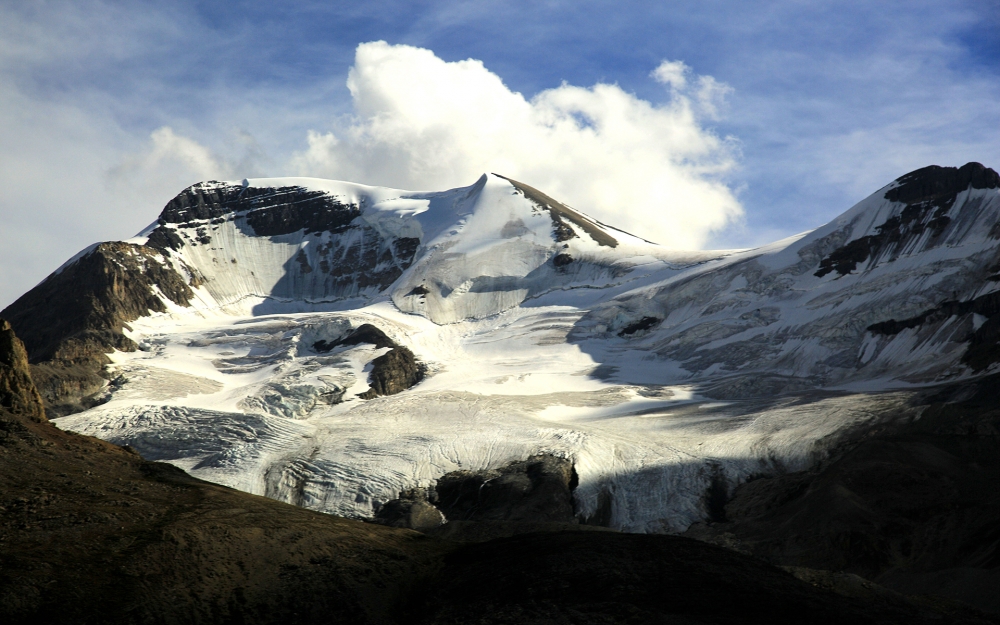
[651,60,689,90]
[292,41,742,248]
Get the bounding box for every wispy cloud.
[695,0,1000,245]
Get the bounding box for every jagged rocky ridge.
[147,180,421,296]
[1,243,198,416]
[0,320,45,424]
[814,163,1000,277]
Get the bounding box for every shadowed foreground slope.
[685,375,1000,615]
[1,318,995,624]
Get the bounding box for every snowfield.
[56,170,1000,532]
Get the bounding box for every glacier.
[50,164,1000,532]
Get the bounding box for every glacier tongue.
[56,303,923,532]
[48,164,1000,532]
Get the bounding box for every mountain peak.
[884,161,999,205]
[493,174,619,248]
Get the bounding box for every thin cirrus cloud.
[289,42,742,248]
[109,128,229,194]
[105,127,271,212]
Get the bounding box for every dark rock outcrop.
[375,455,581,542]
[314,324,425,399]
[314,323,396,352]
[550,211,578,242]
[884,162,1000,205]
[434,455,578,523]
[144,223,184,251]
[618,315,661,337]
[359,346,423,399]
[815,162,999,277]
[151,182,422,296]
[245,190,359,236]
[552,252,573,267]
[373,488,445,531]
[0,320,44,423]
[866,287,1000,372]
[306,232,421,295]
[0,243,196,416]
[392,236,420,263]
[157,181,362,237]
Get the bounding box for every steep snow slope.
[579,163,1000,395]
[48,163,1000,532]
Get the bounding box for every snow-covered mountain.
[7,163,999,533]
[133,172,711,320]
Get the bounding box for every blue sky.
[1,0,999,307]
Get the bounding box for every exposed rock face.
[857,172,1000,373]
[149,181,423,304]
[375,455,579,538]
[552,252,573,267]
[359,346,423,399]
[314,323,396,351]
[434,455,578,523]
[0,243,196,416]
[154,181,362,239]
[294,233,421,297]
[816,163,1000,277]
[372,488,446,531]
[0,319,44,423]
[884,162,1000,205]
[315,323,425,399]
[867,287,1000,372]
[618,315,661,337]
